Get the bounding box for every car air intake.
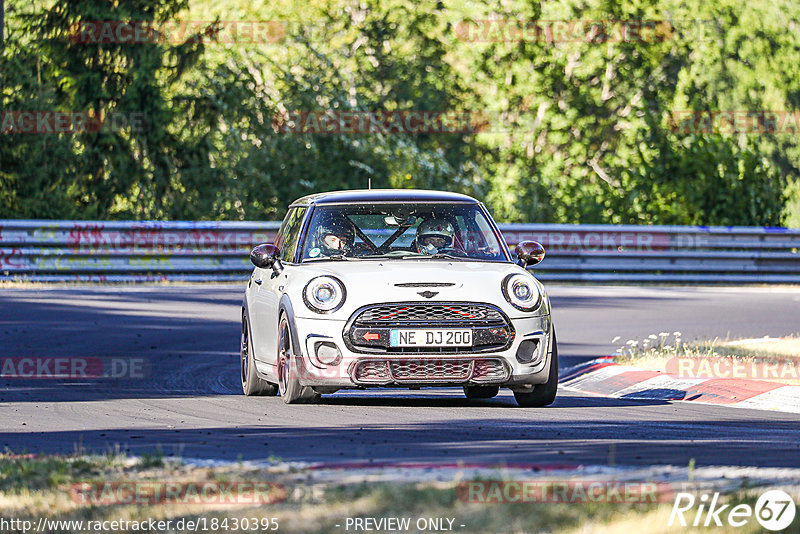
[516,339,541,364]
[352,358,508,384]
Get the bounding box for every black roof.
[291,189,479,206]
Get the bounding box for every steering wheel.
[435,247,466,257]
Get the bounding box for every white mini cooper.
[241,189,557,406]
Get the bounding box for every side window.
[273,211,293,252]
[279,207,307,263]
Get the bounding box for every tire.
[463,385,500,399]
[241,312,278,396]
[513,328,558,407]
[277,314,319,404]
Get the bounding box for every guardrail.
[1,220,799,283]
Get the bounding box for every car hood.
[288,260,549,319]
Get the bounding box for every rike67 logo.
[669,489,796,531]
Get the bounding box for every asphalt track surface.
[1,284,799,468]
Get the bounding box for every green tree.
[1,0,206,219]
[2,0,799,225]
[463,0,796,225]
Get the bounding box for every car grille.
[353,303,505,326]
[346,302,514,354]
[352,358,508,384]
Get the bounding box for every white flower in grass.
[648,334,658,340]
[612,336,621,344]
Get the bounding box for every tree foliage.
[1,0,798,224]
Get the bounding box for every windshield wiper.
[358,251,420,259]
[305,254,358,261]
[403,253,464,260]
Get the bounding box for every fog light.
[516,339,541,364]
[315,341,342,365]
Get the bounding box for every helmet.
[310,212,355,257]
[416,219,455,255]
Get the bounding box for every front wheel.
[277,314,319,404]
[513,328,558,407]
[463,385,500,399]
[241,313,278,396]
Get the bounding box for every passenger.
[415,219,456,255]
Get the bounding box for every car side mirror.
[250,244,283,275]
[515,241,545,267]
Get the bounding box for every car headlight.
[303,276,346,313]
[502,273,542,312]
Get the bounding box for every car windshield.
[300,203,508,262]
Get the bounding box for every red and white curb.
[560,358,800,414]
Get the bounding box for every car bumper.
[291,314,553,389]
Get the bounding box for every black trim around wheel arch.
[342,301,516,355]
[279,294,303,357]
[242,296,256,360]
[242,301,275,381]
[242,295,251,320]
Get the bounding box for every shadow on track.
[0,288,243,402]
[0,288,654,404]
[3,415,800,468]
[313,392,669,409]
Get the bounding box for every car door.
[251,207,307,370]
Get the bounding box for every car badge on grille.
[417,291,439,298]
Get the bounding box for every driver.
[415,219,455,255]
[308,213,355,258]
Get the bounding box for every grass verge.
[612,333,800,384]
[1,453,798,533]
